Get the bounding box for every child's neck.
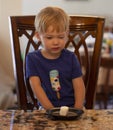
[41,50,61,59]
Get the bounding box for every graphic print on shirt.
[49,70,61,99]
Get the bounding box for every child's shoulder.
[62,49,78,60]
[62,49,75,56]
[27,49,40,55]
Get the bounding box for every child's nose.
[53,38,59,45]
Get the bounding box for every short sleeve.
[25,53,39,79]
[71,54,82,79]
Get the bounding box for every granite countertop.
[0,109,113,130]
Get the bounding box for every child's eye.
[58,35,65,39]
[59,36,65,39]
[46,36,53,39]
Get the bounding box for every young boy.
[26,6,85,110]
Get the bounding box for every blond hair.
[34,6,70,33]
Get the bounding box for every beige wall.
[22,0,113,16]
[0,0,22,81]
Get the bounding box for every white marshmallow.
[59,106,69,116]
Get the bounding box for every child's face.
[36,26,68,56]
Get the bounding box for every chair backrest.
[9,15,105,110]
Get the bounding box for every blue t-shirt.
[26,49,82,107]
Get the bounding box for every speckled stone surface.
[0,109,113,130]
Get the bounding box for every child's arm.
[29,76,54,110]
[72,77,85,109]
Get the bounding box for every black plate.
[46,107,84,120]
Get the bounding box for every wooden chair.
[9,15,105,110]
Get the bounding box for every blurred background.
[0,0,113,109]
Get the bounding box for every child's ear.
[33,32,41,43]
[34,32,41,41]
[65,31,69,42]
